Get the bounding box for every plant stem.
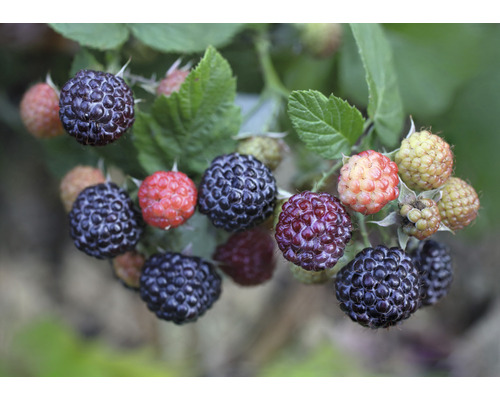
[311,160,343,192]
[254,33,290,99]
[356,213,372,248]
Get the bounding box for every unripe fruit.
[138,171,197,230]
[338,150,399,215]
[400,198,441,240]
[437,177,480,231]
[157,68,189,97]
[395,130,454,191]
[20,82,64,138]
[111,250,146,290]
[297,23,343,59]
[236,136,283,171]
[59,165,106,212]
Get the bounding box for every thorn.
[130,177,143,188]
[166,58,183,76]
[45,72,59,95]
[277,188,294,200]
[181,242,193,256]
[116,57,132,79]
[405,116,416,138]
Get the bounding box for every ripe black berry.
[139,252,222,324]
[197,153,277,232]
[69,182,144,259]
[59,69,135,145]
[411,240,453,306]
[275,191,352,271]
[335,245,422,329]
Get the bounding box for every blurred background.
[0,23,499,377]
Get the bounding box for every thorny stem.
[311,160,343,192]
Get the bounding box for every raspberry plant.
[21,23,481,330]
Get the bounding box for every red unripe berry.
[338,150,399,215]
[138,171,197,230]
[20,82,64,138]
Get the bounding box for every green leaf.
[49,24,130,50]
[133,46,241,179]
[128,23,244,54]
[287,89,364,159]
[350,23,404,148]
[69,48,104,77]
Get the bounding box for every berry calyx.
[335,245,422,329]
[139,252,222,324]
[197,153,277,232]
[138,170,197,230]
[69,182,144,259]
[338,150,400,215]
[395,130,454,191]
[59,165,106,212]
[400,198,441,240]
[275,191,352,271]
[437,177,480,231]
[59,69,135,146]
[213,227,276,286]
[20,82,64,138]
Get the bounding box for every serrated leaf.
[133,46,241,179]
[128,23,244,54]
[49,24,130,50]
[287,90,364,160]
[350,23,404,148]
[132,112,174,176]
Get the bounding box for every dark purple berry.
[411,240,453,306]
[335,245,422,329]
[275,191,352,271]
[69,182,144,259]
[213,227,276,286]
[197,153,277,232]
[139,252,222,324]
[59,69,135,145]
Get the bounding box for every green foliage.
[3,318,182,377]
[287,90,364,159]
[133,46,241,180]
[49,23,245,55]
[50,24,130,50]
[128,23,245,54]
[350,23,404,148]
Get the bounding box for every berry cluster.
[23,59,480,332]
[270,125,478,329]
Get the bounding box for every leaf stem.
[312,160,343,192]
